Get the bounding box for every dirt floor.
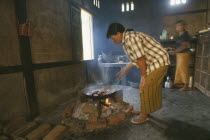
[63,86,210,140]
[9,86,209,140]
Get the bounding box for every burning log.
[105,98,111,106]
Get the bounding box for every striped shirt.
[122,31,170,75]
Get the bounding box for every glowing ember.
[105,98,111,106]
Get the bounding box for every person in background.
[106,23,170,124]
[168,20,191,91]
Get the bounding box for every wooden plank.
[0,65,23,75]
[33,61,84,70]
[25,123,52,140]
[165,9,208,16]
[15,0,39,119]
[62,104,75,118]
[3,117,26,134]
[13,137,26,140]
[12,122,38,137]
[70,4,83,60]
[43,125,67,140]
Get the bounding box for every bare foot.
[180,84,190,91]
[180,87,190,91]
[174,83,184,88]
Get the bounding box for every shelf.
[194,35,210,95]
[201,71,208,74]
[165,9,208,17]
[161,39,197,45]
[194,83,206,93]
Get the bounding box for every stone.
[87,116,98,122]
[60,118,68,125]
[123,105,133,115]
[109,102,125,114]
[77,91,89,103]
[43,125,67,140]
[107,113,126,125]
[82,102,99,117]
[25,123,52,140]
[71,103,89,120]
[63,119,85,135]
[86,118,107,130]
[113,90,125,103]
[116,90,123,97]
[101,106,112,118]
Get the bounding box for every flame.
[105,98,111,106]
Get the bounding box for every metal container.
[165,76,173,88]
[189,76,193,88]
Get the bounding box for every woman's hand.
[116,69,128,80]
[116,62,133,80]
[140,76,147,89]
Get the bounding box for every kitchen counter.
[98,62,129,85]
[98,62,129,66]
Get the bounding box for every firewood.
[43,125,67,140]
[62,104,75,118]
[12,122,38,137]
[25,123,52,140]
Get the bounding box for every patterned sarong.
[174,52,190,84]
[140,65,168,114]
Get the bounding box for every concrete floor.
[69,86,210,140]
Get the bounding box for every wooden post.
[14,0,39,119]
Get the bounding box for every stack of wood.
[61,103,75,119]
[0,117,68,140]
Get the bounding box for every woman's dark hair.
[125,28,134,31]
[106,23,125,38]
[176,20,186,26]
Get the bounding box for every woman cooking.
[169,20,191,91]
[106,23,170,124]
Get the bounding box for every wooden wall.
[0,0,106,120]
[0,0,28,120]
[0,0,21,66]
[162,13,206,36]
[160,0,208,37]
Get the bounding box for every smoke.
[98,63,121,86]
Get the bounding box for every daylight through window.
[126,2,129,11]
[122,1,134,12]
[170,0,187,6]
[131,2,134,11]
[81,9,94,60]
[122,3,125,12]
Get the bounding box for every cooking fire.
[61,85,133,130]
[105,98,111,106]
